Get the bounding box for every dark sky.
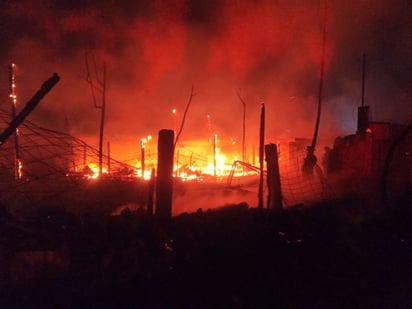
[0,0,411,159]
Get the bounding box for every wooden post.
[83,144,87,168]
[357,54,369,135]
[0,73,60,145]
[98,63,106,176]
[265,143,282,211]
[141,140,145,178]
[9,63,21,180]
[147,168,155,215]
[155,129,174,220]
[362,53,366,108]
[258,104,265,209]
[213,134,217,177]
[252,144,256,166]
[176,149,180,177]
[107,141,111,174]
[85,54,107,176]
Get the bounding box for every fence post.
[147,168,155,215]
[155,129,174,220]
[265,143,282,211]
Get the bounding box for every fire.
[135,168,153,180]
[83,163,108,179]
[17,159,23,179]
[204,153,233,177]
[65,135,289,183]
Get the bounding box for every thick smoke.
[0,0,411,161]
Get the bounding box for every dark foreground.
[1,201,412,308]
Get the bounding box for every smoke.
[172,184,257,215]
[0,0,411,161]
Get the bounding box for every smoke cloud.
[0,0,411,161]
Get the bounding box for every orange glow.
[135,168,152,180]
[83,163,108,179]
[65,136,292,183]
[141,135,152,148]
[17,159,23,179]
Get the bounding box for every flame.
[204,153,233,177]
[136,168,153,180]
[17,159,23,179]
[66,136,289,182]
[84,163,108,179]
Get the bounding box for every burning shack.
[325,106,411,204]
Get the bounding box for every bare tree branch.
[174,85,195,147]
[85,51,104,109]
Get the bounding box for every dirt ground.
[1,196,412,308]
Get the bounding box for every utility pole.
[85,52,107,176]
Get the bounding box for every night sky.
[0,0,411,160]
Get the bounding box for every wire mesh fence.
[1,105,409,214]
[0,107,140,214]
[280,139,334,207]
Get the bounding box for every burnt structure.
[326,117,411,204]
